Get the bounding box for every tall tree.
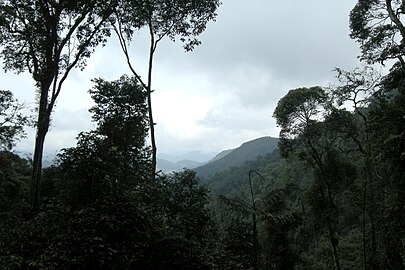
[274,87,354,270]
[0,0,117,211]
[58,75,149,204]
[111,0,221,180]
[350,1,405,267]
[332,66,382,270]
[88,75,150,185]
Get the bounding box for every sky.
[1,0,362,161]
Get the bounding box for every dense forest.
[1,0,404,269]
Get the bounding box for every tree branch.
[386,0,405,40]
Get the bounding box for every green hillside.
[193,136,279,179]
[201,149,281,196]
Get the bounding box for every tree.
[111,0,221,180]
[365,73,405,270]
[0,0,118,211]
[215,172,302,270]
[58,75,150,205]
[88,76,150,184]
[350,1,405,267]
[0,90,31,150]
[273,86,327,140]
[149,170,218,270]
[0,150,31,216]
[259,184,302,270]
[273,87,360,270]
[332,66,383,270]
[350,0,405,66]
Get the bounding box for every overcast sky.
[2,0,361,160]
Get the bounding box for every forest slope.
[193,136,279,179]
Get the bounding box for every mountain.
[193,136,279,179]
[206,149,234,163]
[158,151,215,163]
[157,158,203,172]
[202,149,281,196]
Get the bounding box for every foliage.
[349,0,405,65]
[0,0,116,75]
[1,117,217,269]
[0,0,119,210]
[273,86,327,139]
[213,174,303,270]
[56,75,150,206]
[0,90,31,150]
[0,1,405,269]
[201,149,281,196]
[148,170,218,270]
[0,151,30,217]
[115,0,221,52]
[194,137,279,179]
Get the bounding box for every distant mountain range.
[193,136,279,179]
[158,151,216,163]
[22,137,280,174]
[157,149,239,172]
[157,158,203,172]
[157,136,279,174]
[157,137,279,174]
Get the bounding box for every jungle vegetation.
[0,0,404,269]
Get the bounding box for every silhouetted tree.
[0,0,118,211]
[112,0,221,180]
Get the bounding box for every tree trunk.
[328,223,342,270]
[307,137,342,270]
[362,174,368,270]
[369,183,379,270]
[147,22,157,182]
[31,83,51,212]
[147,87,157,181]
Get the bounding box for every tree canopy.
[273,86,327,139]
[350,0,405,65]
[0,0,120,210]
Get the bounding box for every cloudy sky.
[2,0,362,160]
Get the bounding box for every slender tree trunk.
[31,123,47,211]
[147,87,156,181]
[307,137,342,270]
[31,83,51,212]
[362,172,368,270]
[328,222,342,270]
[369,183,379,270]
[147,24,157,181]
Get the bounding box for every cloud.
[151,0,360,106]
[154,89,212,140]
[3,0,363,157]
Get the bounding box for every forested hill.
[193,136,279,179]
[201,149,281,196]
